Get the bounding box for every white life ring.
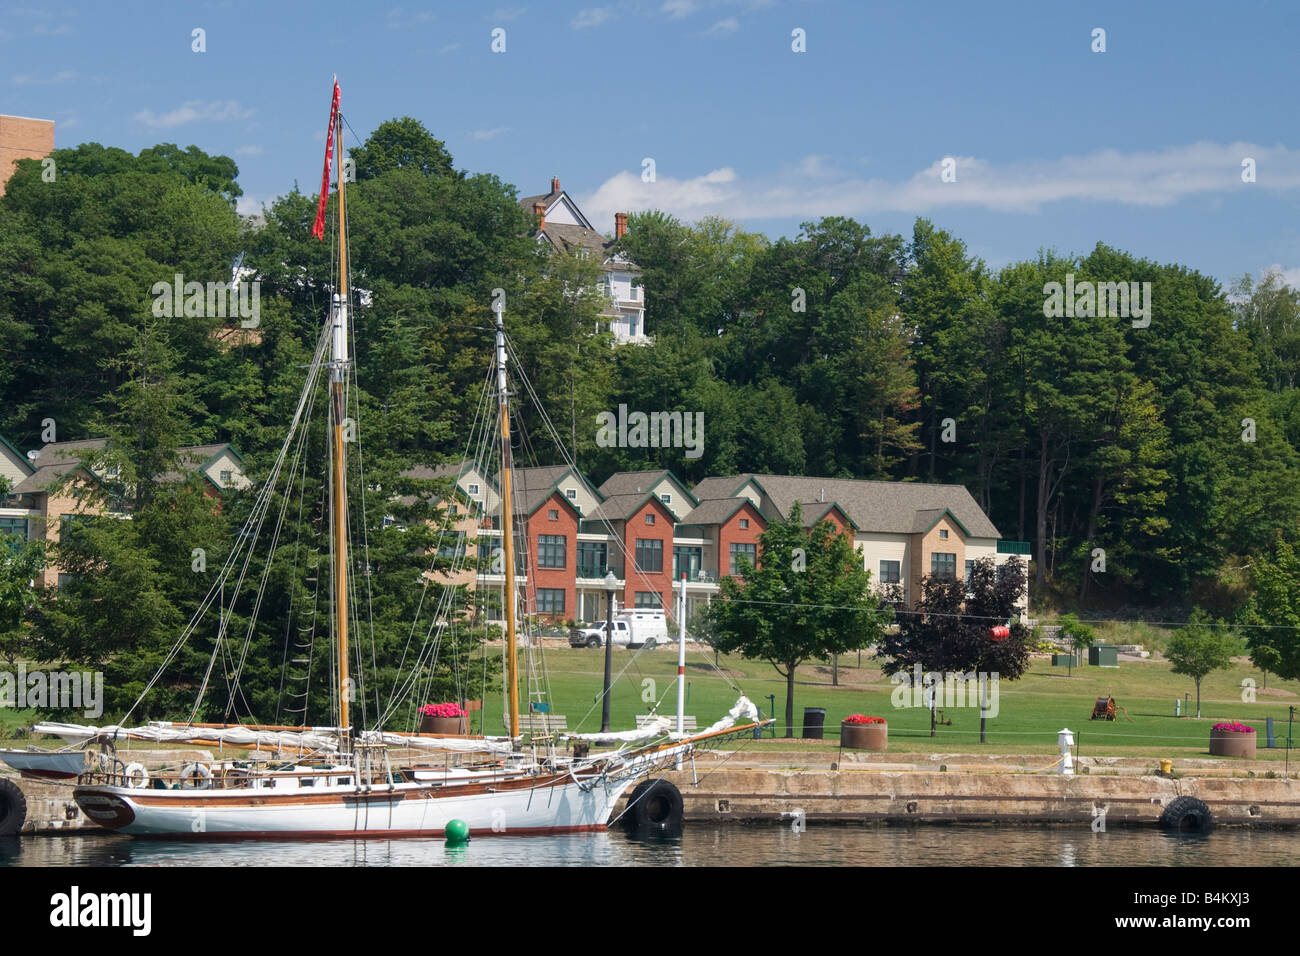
[124,762,149,789]
[179,763,213,790]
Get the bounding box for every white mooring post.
[677,573,687,734]
[1058,728,1075,775]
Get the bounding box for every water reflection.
[1,826,1295,867]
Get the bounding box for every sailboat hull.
[73,771,642,839]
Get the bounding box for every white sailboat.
[62,79,761,839]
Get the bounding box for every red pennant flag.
[311,79,341,241]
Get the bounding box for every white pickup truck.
[570,611,668,649]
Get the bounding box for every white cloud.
[579,142,1300,227]
[236,195,271,218]
[1259,264,1300,289]
[439,42,462,53]
[572,6,615,28]
[133,100,254,129]
[492,7,527,21]
[704,16,738,34]
[32,22,70,36]
[234,145,264,156]
[661,0,697,17]
[471,127,510,141]
[11,69,76,85]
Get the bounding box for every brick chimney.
[615,212,628,239]
[550,176,560,194]
[533,201,546,230]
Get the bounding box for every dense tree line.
[3,118,1300,720]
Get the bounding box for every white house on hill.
[519,177,647,344]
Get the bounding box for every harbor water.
[2,825,1297,867]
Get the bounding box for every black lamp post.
[601,569,617,733]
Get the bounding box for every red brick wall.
[0,115,55,196]
[623,497,675,610]
[718,502,766,579]
[523,492,578,622]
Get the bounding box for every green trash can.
[802,707,826,739]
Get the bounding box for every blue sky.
[4,0,1299,289]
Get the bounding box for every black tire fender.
[0,778,27,837]
[626,778,684,830]
[1158,795,1214,833]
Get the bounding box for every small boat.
[0,746,86,781]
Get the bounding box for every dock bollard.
[1057,728,1074,775]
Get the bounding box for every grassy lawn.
[4,638,1298,763]
[471,641,1300,761]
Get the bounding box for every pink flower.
[419,703,465,718]
[843,714,886,725]
[1212,721,1253,733]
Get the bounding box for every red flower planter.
[841,720,887,751]
[420,715,469,735]
[1208,727,1255,759]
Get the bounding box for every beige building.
[0,436,249,587]
[0,114,55,196]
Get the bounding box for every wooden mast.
[330,81,351,736]
[496,309,520,739]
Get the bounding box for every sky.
[3,0,1300,290]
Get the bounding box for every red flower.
[1212,721,1253,733]
[843,714,886,725]
[419,703,465,718]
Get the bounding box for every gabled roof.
[586,491,675,523]
[793,499,859,532]
[598,469,698,506]
[911,507,971,537]
[694,473,1001,538]
[11,438,247,496]
[680,497,764,528]
[500,464,601,517]
[0,434,33,476]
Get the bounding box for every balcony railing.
[576,564,623,580]
[997,540,1032,556]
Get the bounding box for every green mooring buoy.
[445,819,470,847]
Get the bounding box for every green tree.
[696,504,885,737]
[348,117,455,181]
[1240,536,1300,683]
[0,529,46,667]
[1164,609,1238,718]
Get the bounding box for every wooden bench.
[635,714,697,732]
[513,714,568,735]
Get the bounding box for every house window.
[661,493,671,505]
[566,488,577,500]
[548,509,559,521]
[879,560,901,585]
[220,469,233,485]
[931,553,956,580]
[739,518,749,530]
[730,542,757,576]
[468,483,480,496]
[645,513,655,525]
[965,559,974,580]
[538,534,566,569]
[635,538,663,573]
[438,531,466,560]
[939,529,949,540]
[577,541,608,577]
[536,588,565,614]
[0,517,28,540]
[635,591,662,609]
[57,573,75,589]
